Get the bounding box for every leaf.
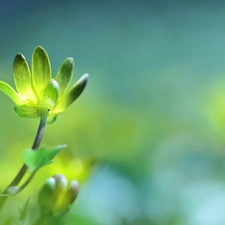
[23,145,66,172]
[19,199,30,225]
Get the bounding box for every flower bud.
[66,180,79,203]
[39,79,59,110]
[38,174,79,216]
[38,177,56,214]
[53,174,68,189]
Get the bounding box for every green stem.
[13,171,36,195]
[32,115,47,149]
[0,115,47,212]
[8,115,47,187]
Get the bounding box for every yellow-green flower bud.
[38,174,79,216]
[39,79,59,109]
[38,177,56,214]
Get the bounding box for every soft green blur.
[1,0,225,224]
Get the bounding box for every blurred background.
[1,0,225,224]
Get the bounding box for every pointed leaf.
[39,79,59,108]
[0,81,21,104]
[19,199,30,225]
[53,73,88,113]
[23,145,66,172]
[32,46,51,94]
[55,57,74,98]
[13,54,36,101]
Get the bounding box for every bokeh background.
[1,0,225,224]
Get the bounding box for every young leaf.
[19,199,30,225]
[23,145,66,172]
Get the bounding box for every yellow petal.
[53,73,88,113]
[13,53,37,102]
[55,58,74,99]
[0,81,21,104]
[32,46,52,95]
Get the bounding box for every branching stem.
[0,115,47,212]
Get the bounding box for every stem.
[13,171,36,195]
[32,115,47,149]
[8,115,47,187]
[0,115,47,211]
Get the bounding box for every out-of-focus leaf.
[19,199,30,225]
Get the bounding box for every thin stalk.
[8,115,47,187]
[13,171,36,195]
[0,115,47,212]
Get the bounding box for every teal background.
[1,0,225,224]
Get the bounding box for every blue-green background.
[1,0,225,224]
